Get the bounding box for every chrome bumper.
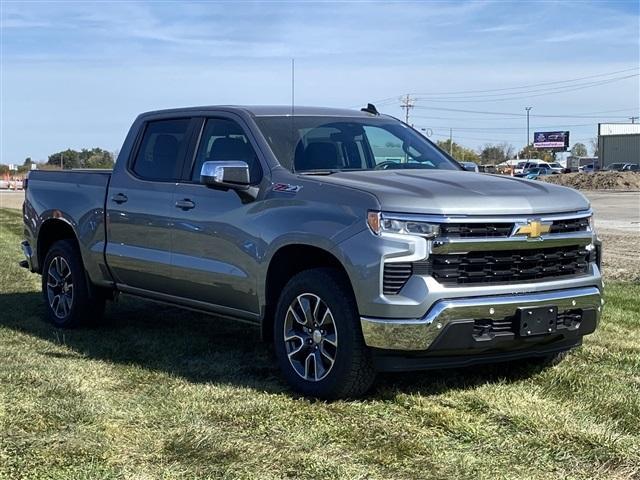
[360,286,603,351]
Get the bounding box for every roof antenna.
[291,58,296,172]
[361,103,379,115]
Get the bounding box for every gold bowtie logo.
[515,220,551,238]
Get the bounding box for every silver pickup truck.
[21,105,603,399]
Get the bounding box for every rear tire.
[273,268,376,399]
[41,239,105,328]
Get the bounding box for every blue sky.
[1,0,639,162]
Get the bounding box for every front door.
[169,116,266,316]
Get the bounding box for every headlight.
[367,211,440,239]
[588,215,595,232]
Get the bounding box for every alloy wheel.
[283,293,338,382]
[46,256,74,319]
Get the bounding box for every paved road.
[0,191,24,210]
[2,189,639,230]
[582,191,640,233]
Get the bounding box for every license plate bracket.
[517,306,557,337]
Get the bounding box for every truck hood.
[310,170,590,215]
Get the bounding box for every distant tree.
[436,139,480,162]
[480,142,514,164]
[48,149,81,169]
[23,157,33,168]
[47,148,114,169]
[0,164,9,176]
[571,142,588,157]
[589,138,599,157]
[516,145,554,161]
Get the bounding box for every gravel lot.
[584,191,640,282]
[2,189,638,280]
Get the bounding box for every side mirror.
[200,161,250,189]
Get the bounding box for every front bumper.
[360,286,602,351]
[20,240,35,271]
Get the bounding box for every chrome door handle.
[175,199,195,210]
[111,193,128,204]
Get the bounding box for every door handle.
[111,193,128,204]
[175,199,195,210]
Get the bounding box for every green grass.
[1,207,639,480]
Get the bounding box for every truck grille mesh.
[429,245,590,285]
[439,223,513,238]
[439,217,588,238]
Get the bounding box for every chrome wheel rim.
[46,256,73,319]
[283,293,338,382]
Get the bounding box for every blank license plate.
[517,306,557,336]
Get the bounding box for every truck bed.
[23,169,113,287]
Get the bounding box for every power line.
[411,74,638,103]
[415,123,596,131]
[412,105,640,118]
[407,67,639,96]
[410,108,638,121]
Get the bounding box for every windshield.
[253,116,460,172]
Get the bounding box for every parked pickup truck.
[21,105,603,398]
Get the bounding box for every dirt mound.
[540,172,640,190]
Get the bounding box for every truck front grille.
[429,245,590,285]
[381,214,592,294]
[439,223,514,238]
[438,217,589,239]
[550,217,589,233]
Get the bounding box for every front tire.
[42,239,104,328]
[273,268,376,399]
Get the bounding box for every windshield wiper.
[297,169,340,175]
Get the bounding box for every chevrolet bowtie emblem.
[515,220,551,238]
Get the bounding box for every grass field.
[1,207,639,479]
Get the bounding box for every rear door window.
[132,119,191,181]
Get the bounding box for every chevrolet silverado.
[21,105,604,398]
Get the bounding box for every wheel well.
[37,220,78,272]
[262,244,354,342]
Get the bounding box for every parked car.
[513,161,528,175]
[604,163,627,172]
[478,164,497,174]
[579,164,599,173]
[546,162,564,173]
[459,161,479,172]
[623,163,639,172]
[524,166,554,179]
[20,105,604,399]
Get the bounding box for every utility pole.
[449,128,453,156]
[60,151,64,170]
[629,116,639,124]
[525,107,532,149]
[400,94,415,125]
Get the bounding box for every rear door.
[106,117,198,293]
[168,114,266,316]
